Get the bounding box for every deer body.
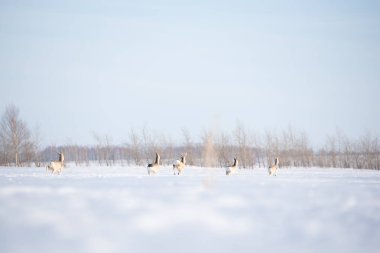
[47,153,64,174]
[268,157,279,176]
[173,154,187,175]
[226,158,238,175]
[147,153,160,175]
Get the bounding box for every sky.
[0,0,379,147]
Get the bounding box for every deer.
[226,157,238,175]
[173,153,187,175]
[147,153,160,175]
[46,152,64,174]
[268,157,279,176]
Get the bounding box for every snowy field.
[0,166,379,253]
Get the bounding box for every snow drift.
[0,166,379,253]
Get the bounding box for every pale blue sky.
[1,0,379,146]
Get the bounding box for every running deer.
[268,157,279,176]
[226,157,238,175]
[173,153,187,175]
[147,153,160,175]
[46,152,64,174]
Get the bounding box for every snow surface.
[0,166,379,253]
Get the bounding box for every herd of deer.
[46,152,280,176]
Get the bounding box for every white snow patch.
[0,166,379,253]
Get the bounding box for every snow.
[0,166,379,253]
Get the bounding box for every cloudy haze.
[1,0,379,146]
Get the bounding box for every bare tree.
[233,122,253,168]
[265,130,279,167]
[93,133,113,166]
[32,124,43,167]
[358,131,378,169]
[374,136,380,170]
[215,131,232,167]
[342,137,354,168]
[128,128,143,165]
[201,129,217,167]
[280,126,296,167]
[157,133,173,166]
[248,131,264,168]
[182,128,195,165]
[299,130,312,167]
[141,126,160,164]
[325,135,337,168]
[334,129,346,168]
[0,105,34,166]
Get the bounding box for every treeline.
[38,126,379,170]
[1,105,379,169]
